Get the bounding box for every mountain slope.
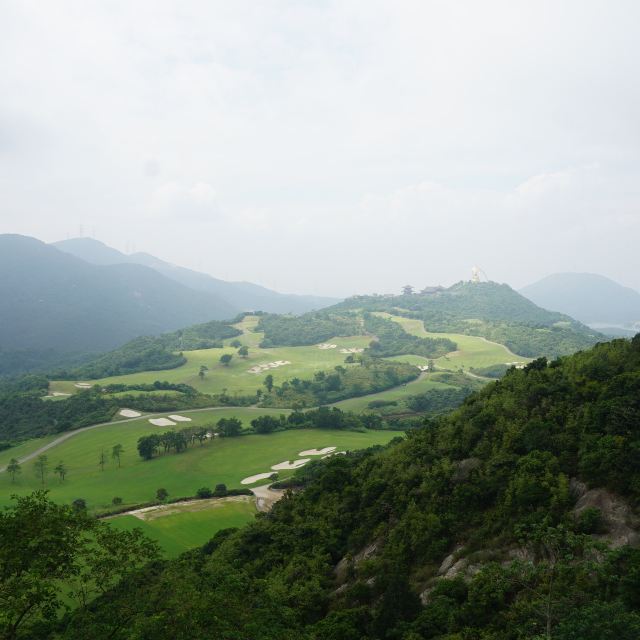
[521,272,640,328]
[56,337,640,639]
[53,237,341,314]
[333,280,603,358]
[0,235,238,359]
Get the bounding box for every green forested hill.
[336,281,602,357]
[36,335,640,639]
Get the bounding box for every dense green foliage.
[0,491,159,639]
[44,335,640,639]
[66,320,241,379]
[260,361,419,407]
[363,313,456,358]
[257,311,363,347]
[468,363,511,378]
[337,281,602,358]
[404,386,473,414]
[0,389,121,441]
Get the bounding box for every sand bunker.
[417,365,431,372]
[149,418,176,427]
[248,360,291,374]
[168,414,192,422]
[119,409,142,418]
[318,343,337,350]
[299,447,336,456]
[74,382,92,388]
[44,392,71,398]
[340,348,364,354]
[271,458,310,471]
[241,472,276,485]
[322,451,347,459]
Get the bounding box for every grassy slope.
[0,406,395,510]
[51,316,370,398]
[0,435,60,468]
[332,376,457,412]
[374,312,531,370]
[108,498,257,557]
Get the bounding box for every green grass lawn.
[50,334,371,398]
[0,435,60,469]
[108,498,257,557]
[375,313,530,371]
[333,376,457,412]
[0,406,397,511]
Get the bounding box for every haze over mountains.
[0,234,338,374]
[521,272,640,334]
[53,237,340,315]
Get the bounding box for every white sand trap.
[417,365,430,372]
[74,382,92,388]
[339,348,365,354]
[148,418,176,427]
[299,446,336,456]
[271,458,310,471]
[119,409,142,418]
[318,343,338,350]
[248,360,292,374]
[241,472,276,485]
[168,414,192,422]
[322,451,347,459]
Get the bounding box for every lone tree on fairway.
[238,345,249,358]
[156,488,169,501]
[98,450,107,472]
[112,443,124,468]
[230,339,242,348]
[33,455,48,485]
[7,458,21,483]
[72,498,87,512]
[217,417,242,437]
[220,353,233,366]
[198,364,208,379]
[54,461,67,483]
[264,374,274,393]
[112,496,122,505]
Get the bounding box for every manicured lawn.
[50,335,371,398]
[108,497,257,557]
[0,407,397,511]
[375,313,530,371]
[0,435,59,469]
[333,376,457,412]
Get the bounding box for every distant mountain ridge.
[0,234,238,373]
[53,237,340,315]
[520,272,640,330]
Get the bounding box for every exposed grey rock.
[574,487,640,548]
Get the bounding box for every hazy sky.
[1,1,639,297]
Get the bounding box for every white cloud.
[0,1,639,295]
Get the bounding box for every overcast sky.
[1,1,639,297]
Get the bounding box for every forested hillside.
[19,335,639,639]
[337,281,602,357]
[0,235,238,374]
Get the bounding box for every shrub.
[196,487,213,499]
